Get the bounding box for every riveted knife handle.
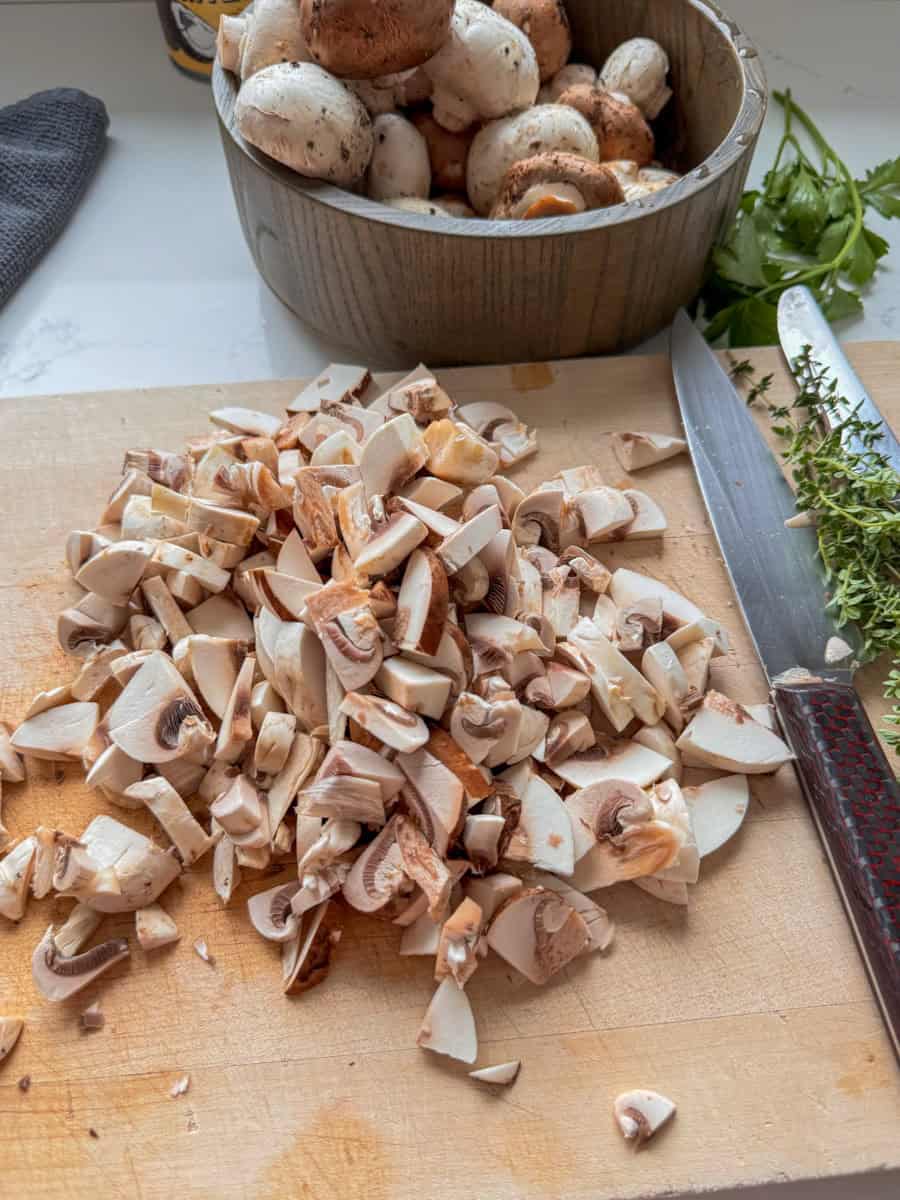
[773,679,900,1060]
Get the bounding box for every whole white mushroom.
[235,62,374,187]
[467,104,599,214]
[368,114,432,202]
[599,37,672,119]
[423,0,540,133]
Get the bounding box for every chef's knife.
[671,310,900,1061]
[778,284,900,475]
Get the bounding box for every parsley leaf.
[699,93,899,347]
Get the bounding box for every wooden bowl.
[213,0,766,366]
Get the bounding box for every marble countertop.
[0,0,899,399]
[1,6,898,1195]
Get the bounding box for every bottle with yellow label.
[156,0,251,79]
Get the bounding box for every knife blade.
[671,309,900,1061]
[778,285,900,475]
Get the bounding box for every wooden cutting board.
[2,344,898,1200]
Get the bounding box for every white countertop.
[1,0,899,399]
[1,6,898,1196]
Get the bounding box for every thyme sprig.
[764,349,900,751]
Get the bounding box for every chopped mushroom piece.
[124,778,215,866]
[342,816,409,914]
[417,976,478,1064]
[612,432,686,472]
[0,1016,24,1063]
[135,903,180,950]
[469,1060,521,1086]
[32,925,129,1001]
[11,703,100,763]
[684,775,749,858]
[247,880,302,942]
[396,816,453,920]
[504,774,574,875]
[282,900,341,993]
[423,419,499,486]
[613,1089,676,1145]
[80,1000,105,1031]
[193,938,215,965]
[487,887,589,984]
[676,692,793,774]
[340,692,429,753]
[375,657,452,721]
[0,837,37,921]
[435,897,482,985]
[397,748,465,857]
[0,724,26,783]
[394,548,448,656]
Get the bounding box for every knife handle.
[772,679,900,1059]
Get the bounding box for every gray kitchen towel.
[0,88,109,307]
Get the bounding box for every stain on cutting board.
[263,1103,392,1200]
[510,363,554,391]
[835,1039,892,1098]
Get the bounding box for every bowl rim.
[213,0,767,239]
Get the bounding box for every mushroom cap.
[492,0,571,82]
[424,0,540,133]
[300,0,455,80]
[467,104,599,215]
[599,37,672,119]
[557,84,654,166]
[235,62,374,187]
[491,151,624,218]
[368,113,431,202]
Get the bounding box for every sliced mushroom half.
[486,887,589,985]
[342,816,409,914]
[247,879,302,942]
[32,925,130,1001]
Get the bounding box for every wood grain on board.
[1,343,898,1200]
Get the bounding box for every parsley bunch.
[699,90,900,347]
[762,350,900,753]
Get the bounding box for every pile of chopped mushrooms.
[0,364,795,1135]
[220,0,682,220]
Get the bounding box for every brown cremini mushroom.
[491,151,624,219]
[557,84,654,165]
[300,0,454,79]
[492,0,571,82]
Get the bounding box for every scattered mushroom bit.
[0,363,788,1095]
[614,1088,676,1146]
[219,0,684,219]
